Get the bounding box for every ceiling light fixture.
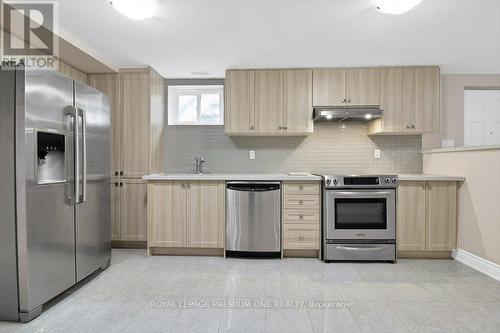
[375,0,423,14]
[108,0,158,20]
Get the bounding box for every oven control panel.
[323,175,398,189]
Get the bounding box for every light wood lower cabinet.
[148,182,186,247]
[187,181,225,248]
[111,181,121,241]
[110,179,148,244]
[120,180,148,241]
[397,181,426,251]
[282,181,321,251]
[148,181,224,250]
[284,224,320,250]
[397,181,458,256]
[426,182,457,251]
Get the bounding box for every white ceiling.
[58,0,500,77]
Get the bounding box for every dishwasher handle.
[226,183,280,192]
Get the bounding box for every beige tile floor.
[1,249,500,332]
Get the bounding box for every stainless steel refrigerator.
[0,66,111,322]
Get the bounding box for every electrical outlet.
[374,149,381,159]
[249,150,255,160]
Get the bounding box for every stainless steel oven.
[320,175,398,262]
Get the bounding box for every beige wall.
[423,148,500,265]
[423,74,500,149]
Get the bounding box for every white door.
[464,90,500,146]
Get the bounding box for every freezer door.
[74,81,111,282]
[19,69,76,315]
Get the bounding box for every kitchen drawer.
[283,209,320,224]
[283,182,320,195]
[284,224,320,250]
[283,195,320,210]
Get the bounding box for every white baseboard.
[453,249,500,281]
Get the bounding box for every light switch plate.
[249,150,255,160]
[374,149,381,159]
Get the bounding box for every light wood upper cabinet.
[57,61,88,84]
[313,68,379,106]
[369,67,416,134]
[148,182,187,248]
[120,72,150,178]
[89,74,120,177]
[147,181,225,249]
[225,70,255,134]
[225,69,313,136]
[187,181,224,248]
[346,68,380,106]
[397,181,426,251]
[414,66,440,133]
[312,68,346,106]
[120,180,147,241]
[426,181,457,251]
[90,68,165,179]
[255,70,283,134]
[227,66,439,136]
[283,69,313,134]
[368,66,440,135]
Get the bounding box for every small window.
[168,85,224,125]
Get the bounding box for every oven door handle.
[329,190,393,197]
[335,245,387,251]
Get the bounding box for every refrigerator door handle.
[65,106,77,204]
[80,108,87,203]
[66,105,80,203]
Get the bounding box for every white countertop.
[422,145,500,154]
[398,174,465,181]
[143,173,464,182]
[142,173,323,181]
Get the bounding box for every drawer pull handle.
[299,215,304,219]
[299,185,304,190]
[299,200,304,205]
[299,234,304,240]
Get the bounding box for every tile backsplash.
[164,122,423,174]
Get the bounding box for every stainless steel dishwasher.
[225,182,281,258]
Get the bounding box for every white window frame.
[168,85,224,125]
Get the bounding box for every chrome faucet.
[194,157,206,174]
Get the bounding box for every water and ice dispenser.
[36,131,66,184]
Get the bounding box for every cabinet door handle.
[120,182,123,187]
[120,171,123,176]
[347,98,351,103]
[181,183,185,189]
[283,126,287,130]
[250,125,254,130]
[341,98,346,103]
[115,171,118,176]
[411,124,415,129]
[299,234,304,240]
[114,182,118,187]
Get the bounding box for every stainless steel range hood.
[313,106,383,122]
